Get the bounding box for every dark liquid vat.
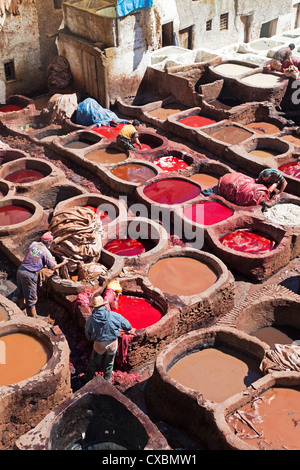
[5,169,45,184]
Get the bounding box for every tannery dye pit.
[2,7,300,454]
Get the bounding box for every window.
[206,19,212,31]
[4,61,16,81]
[53,0,62,8]
[220,13,229,31]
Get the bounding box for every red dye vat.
[0,104,23,113]
[153,156,188,172]
[143,178,201,205]
[220,229,276,254]
[83,206,112,225]
[104,237,154,256]
[5,169,45,184]
[113,295,163,329]
[93,123,124,139]
[279,162,300,179]
[134,143,152,151]
[0,205,32,226]
[183,201,233,225]
[178,115,217,128]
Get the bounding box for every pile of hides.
[76,98,127,127]
[47,56,72,91]
[49,206,103,279]
[260,343,300,373]
[217,172,270,206]
[44,93,78,124]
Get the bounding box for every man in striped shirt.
[256,168,287,198]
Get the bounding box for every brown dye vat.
[249,149,279,158]
[111,163,156,183]
[147,104,188,120]
[281,134,300,147]
[189,173,219,189]
[65,140,94,149]
[0,305,9,321]
[245,121,281,135]
[148,256,217,296]
[250,325,300,346]
[0,332,51,386]
[85,147,127,164]
[205,125,253,145]
[226,387,300,450]
[168,346,262,403]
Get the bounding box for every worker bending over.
[256,168,287,199]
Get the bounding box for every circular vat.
[144,327,265,448]
[221,376,300,450]
[140,176,201,206]
[133,131,168,152]
[102,217,168,264]
[181,200,234,227]
[0,148,30,165]
[0,157,61,189]
[0,319,71,450]
[0,197,44,236]
[147,249,222,298]
[280,131,300,149]
[240,71,287,88]
[15,377,170,450]
[206,217,291,281]
[103,160,160,195]
[262,199,300,227]
[33,127,70,144]
[187,160,232,193]
[54,193,127,227]
[58,130,102,151]
[279,160,300,180]
[84,144,128,165]
[210,60,259,79]
[202,122,254,145]
[151,149,194,172]
[245,136,292,160]
[0,95,33,114]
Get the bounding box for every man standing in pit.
[16,232,68,318]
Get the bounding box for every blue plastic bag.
[76,98,127,126]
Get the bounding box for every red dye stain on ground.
[0,205,32,226]
[183,201,233,225]
[279,161,300,179]
[113,295,163,329]
[220,229,276,254]
[0,105,24,113]
[92,124,125,139]
[134,143,153,151]
[179,115,217,127]
[153,156,188,172]
[104,237,154,256]
[5,169,45,184]
[143,178,201,205]
[83,206,112,225]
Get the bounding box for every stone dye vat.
[128,131,169,157]
[0,95,33,116]
[54,193,127,227]
[92,122,125,139]
[140,99,190,129]
[144,327,265,449]
[0,157,65,195]
[187,159,233,193]
[216,284,300,346]
[210,61,259,78]
[140,176,202,206]
[216,375,300,450]
[235,71,288,105]
[151,149,195,173]
[206,216,291,281]
[101,160,160,195]
[245,121,282,135]
[52,130,103,165]
[15,376,170,451]
[180,200,234,227]
[224,136,293,174]
[279,160,300,179]
[0,318,71,450]
[280,132,300,149]
[166,107,220,145]
[277,160,300,198]
[196,121,254,155]
[102,217,169,266]
[145,248,235,334]
[84,146,128,165]
[0,197,44,236]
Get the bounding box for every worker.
[270,43,295,71]
[256,168,287,199]
[16,231,68,318]
[116,120,142,152]
[85,295,133,382]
